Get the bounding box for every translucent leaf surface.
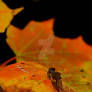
[6,19,92,92]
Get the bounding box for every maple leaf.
[0,0,24,33]
[5,19,92,92]
[0,62,57,92]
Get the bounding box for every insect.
[47,67,63,92]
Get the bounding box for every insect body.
[47,68,63,92]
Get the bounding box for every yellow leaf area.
[0,0,24,33]
[0,61,56,92]
[6,19,92,92]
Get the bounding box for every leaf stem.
[0,56,16,68]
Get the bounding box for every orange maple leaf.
[2,18,92,92]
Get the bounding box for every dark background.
[0,0,92,65]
